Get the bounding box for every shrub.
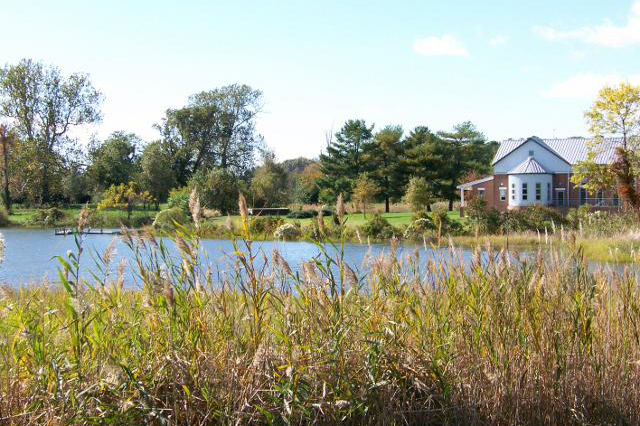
[26,207,66,226]
[203,208,221,218]
[507,205,567,233]
[167,187,191,215]
[287,209,333,219]
[251,216,285,235]
[273,223,301,240]
[152,207,189,230]
[465,198,502,234]
[360,214,398,240]
[188,168,240,214]
[0,207,10,227]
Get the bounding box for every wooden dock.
[54,228,121,236]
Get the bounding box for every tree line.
[0,58,498,214]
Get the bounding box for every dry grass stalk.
[189,188,201,230]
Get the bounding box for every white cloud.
[533,0,640,47]
[413,34,469,57]
[489,34,509,47]
[541,73,640,98]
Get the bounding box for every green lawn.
[7,206,159,226]
[210,210,465,229]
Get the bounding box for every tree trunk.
[385,196,390,213]
[448,198,453,211]
[41,165,50,205]
[1,138,10,213]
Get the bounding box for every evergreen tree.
[402,126,446,209]
[369,125,405,212]
[437,121,492,210]
[318,119,375,200]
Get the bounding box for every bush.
[465,198,502,234]
[507,205,567,233]
[152,207,189,230]
[167,187,191,215]
[273,223,301,240]
[360,214,398,240]
[188,168,240,214]
[251,216,285,235]
[26,207,67,226]
[287,209,333,219]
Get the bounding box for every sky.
[1,0,640,161]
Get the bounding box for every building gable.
[493,137,571,174]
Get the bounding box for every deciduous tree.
[87,131,141,191]
[139,141,176,209]
[572,82,640,214]
[0,59,102,203]
[352,174,379,218]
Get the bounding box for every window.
[535,183,541,201]
[597,189,604,206]
[477,188,485,198]
[547,183,551,201]
[522,183,528,200]
[528,150,534,157]
[499,187,506,201]
[614,192,619,206]
[580,187,587,205]
[511,183,516,200]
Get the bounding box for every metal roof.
[492,136,624,166]
[456,175,493,189]
[509,157,548,174]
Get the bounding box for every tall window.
[511,183,516,200]
[522,183,528,201]
[500,187,506,201]
[535,183,541,201]
[547,183,551,201]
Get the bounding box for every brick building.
[457,136,623,216]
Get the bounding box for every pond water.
[0,228,624,288]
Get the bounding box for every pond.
[0,228,623,288]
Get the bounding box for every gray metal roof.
[456,175,494,189]
[492,136,624,166]
[509,157,548,174]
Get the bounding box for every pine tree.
[369,125,405,212]
[318,119,375,200]
[437,122,493,210]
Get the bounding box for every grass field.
[7,206,159,226]
[209,210,464,228]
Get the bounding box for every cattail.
[189,187,201,230]
[225,214,234,232]
[355,228,362,244]
[238,192,249,226]
[272,249,292,275]
[195,275,204,293]
[163,278,175,308]
[343,262,358,287]
[116,259,126,292]
[317,209,325,234]
[303,261,319,283]
[77,202,89,232]
[142,227,158,248]
[336,193,346,224]
[102,238,116,264]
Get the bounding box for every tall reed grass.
[0,202,639,425]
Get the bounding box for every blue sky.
[1,0,639,160]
